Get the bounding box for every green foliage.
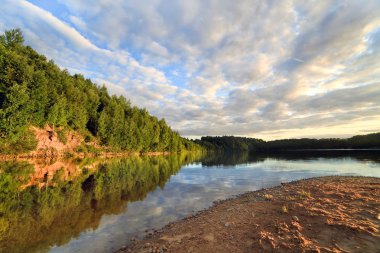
[0,83,30,142]
[198,133,380,152]
[0,29,201,154]
[197,136,264,151]
[57,129,67,144]
[0,28,24,48]
[47,97,67,128]
[0,153,203,252]
[0,128,37,154]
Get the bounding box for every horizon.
[187,132,380,142]
[1,1,379,140]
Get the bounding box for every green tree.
[47,97,67,129]
[0,83,30,142]
[0,28,24,48]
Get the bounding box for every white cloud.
[68,15,87,31]
[1,0,379,139]
[20,1,107,52]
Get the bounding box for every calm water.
[0,150,379,253]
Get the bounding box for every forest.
[0,29,201,154]
[198,133,380,152]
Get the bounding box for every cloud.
[20,0,107,52]
[1,0,379,139]
[68,15,87,31]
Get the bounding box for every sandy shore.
[117,176,380,253]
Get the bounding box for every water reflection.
[201,149,380,167]
[0,153,202,253]
[0,150,379,253]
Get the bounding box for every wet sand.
[117,176,380,253]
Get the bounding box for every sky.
[1,0,380,140]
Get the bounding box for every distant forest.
[0,29,200,153]
[197,133,380,152]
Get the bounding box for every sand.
[117,176,380,253]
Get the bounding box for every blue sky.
[1,0,380,139]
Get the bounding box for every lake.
[0,150,379,253]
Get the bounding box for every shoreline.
[0,151,180,161]
[117,176,380,253]
[0,127,203,161]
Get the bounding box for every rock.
[292,216,300,222]
[225,222,230,227]
[377,213,380,220]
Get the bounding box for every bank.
[117,176,380,253]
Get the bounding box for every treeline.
[198,136,265,151]
[197,133,380,151]
[0,29,200,153]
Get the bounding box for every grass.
[281,205,288,213]
[263,194,274,201]
[299,190,312,199]
[286,196,296,201]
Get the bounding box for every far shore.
[117,176,380,253]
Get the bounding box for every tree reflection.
[202,150,380,167]
[0,152,203,253]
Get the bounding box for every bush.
[57,130,67,144]
[0,129,37,154]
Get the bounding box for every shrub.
[57,130,67,144]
